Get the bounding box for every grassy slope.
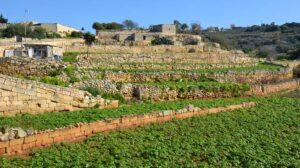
[0,95,299,167]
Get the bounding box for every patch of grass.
[136,81,250,93]
[62,52,80,63]
[40,76,68,87]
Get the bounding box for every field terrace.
[0,44,299,166]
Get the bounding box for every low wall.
[0,74,118,116]
[0,57,65,77]
[99,69,292,84]
[249,79,300,96]
[0,102,256,156]
[73,79,300,101]
[66,45,244,55]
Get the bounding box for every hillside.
[203,22,300,60]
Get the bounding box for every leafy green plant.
[151,37,174,45]
[83,87,101,97]
[0,96,299,167]
[62,52,80,63]
[40,77,68,87]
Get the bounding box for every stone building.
[31,23,81,37]
[150,24,176,35]
[96,24,176,43]
[4,44,63,60]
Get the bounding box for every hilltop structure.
[96,24,177,43]
[31,23,81,37]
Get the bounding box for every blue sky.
[0,0,299,32]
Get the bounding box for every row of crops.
[0,93,299,167]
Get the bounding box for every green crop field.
[92,62,282,74]
[0,93,299,167]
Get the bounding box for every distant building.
[150,24,176,35]
[31,23,81,37]
[96,24,176,43]
[0,23,7,30]
[4,44,63,60]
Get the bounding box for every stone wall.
[0,57,65,77]
[248,79,300,96]
[72,78,300,101]
[0,102,256,156]
[66,45,238,55]
[99,69,292,84]
[0,74,118,116]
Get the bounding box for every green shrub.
[62,52,80,63]
[151,37,174,45]
[83,87,126,103]
[41,77,68,87]
[101,93,126,104]
[83,87,101,97]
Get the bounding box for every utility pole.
[24,9,29,42]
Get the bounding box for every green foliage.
[0,97,253,131]
[30,27,47,39]
[0,96,299,167]
[92,22,124,30]
[151,36,174,45]
[205,34,233,50]
[64,65,80,83]
[83,32,96,46]
[257,48,270,58]
[62,52,79,63]
[40,76,68,87]
[83,87,126,103]
[68,31,84,38]
[93,63,282,75]
[122,19,138,30]
[0,14,8,23]
[46,32,61,38]
[1,23,58,39]
[83,87,101,97]
[137,81,250,94]
[101,93,126,104]
[1,24,31,38]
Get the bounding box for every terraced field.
[0,45,299,167]
[0,94,299,167]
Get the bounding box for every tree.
[151,36,174,45]
[122,20,138,30]
[173,20,181,33]
[92,22,124,31]
[191,23,202,35]
[92,22,104,30]
[0,14,8,24]
[30,27,47,39]
[69,31,84,38]
[2,24,31,38]
[83,32,96,57]
[181,23,190,33]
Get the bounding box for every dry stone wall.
[0,74,118,116]
[0,57,65,77]
[99,69,293,84]
[72,78,300,101]
[0,102,256,156]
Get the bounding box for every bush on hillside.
[151,37,174,45]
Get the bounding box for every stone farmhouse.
[31,23,81,37]
[96,24,177,43]
[4,44,63,60]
